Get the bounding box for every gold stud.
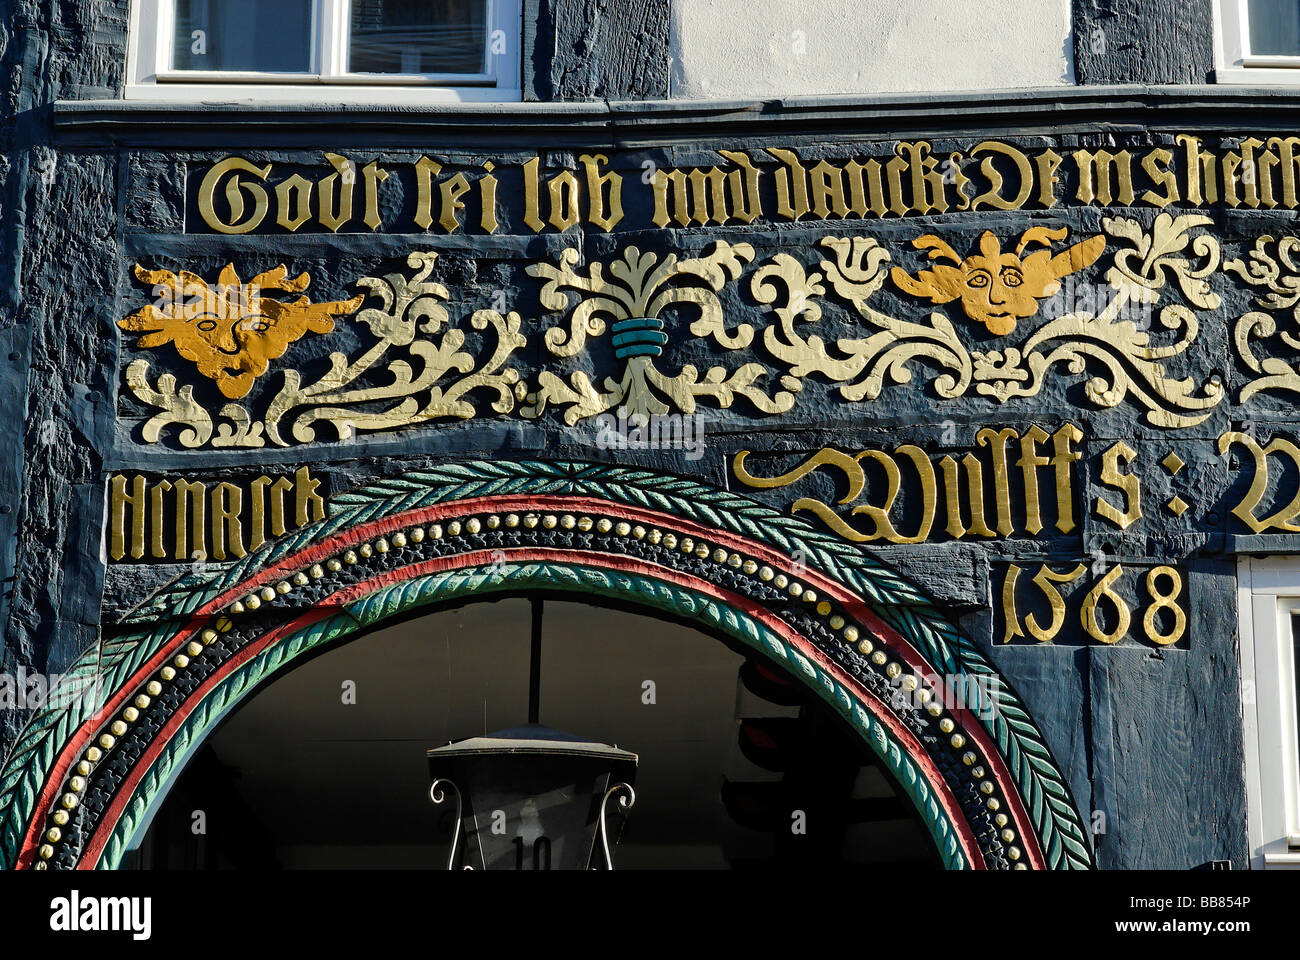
[38,844,54,859]
[774,574,788,589]
[857,638,874,655]
[680,537,694,553]
[201,628,217,643]
[230,601,246,614]
[69,776,85,792]
[174,654,189,669]
[986,797,1001,811]
[542,515,557,530]
[447,521,462,536]
[843,625,859,642]
[506,514,521,528]
[816,601,832,616]
[260,586,276,601]
[310,563,326,577]
[885,662,902,679]
[962,751,977,766]
[46,828,61,843]
[122,708,138,723]
[60,794,78,810]
[1007,846,1021,861]
[410,528,425,544]
[979,781,995,795]
[216,617,231,632]
[276,581,291,594]
[616,522,631,537]
[950,734,966,749]
[829,615,845,630]
[75,761,91,777]
[85,747,101,763]
[110,720,127,736]
[900,675,918,691]
[145,680,162,696]
[34,861,48,870]
[52,810,69,826]
[1001,829,1016,843]
[186,641,202,657]
[926,703,943,717]
[522,515,538,529]
[428,525,443,540]
[160,667,175,681]
[392,532,408,547]
[578,517,593,532]
[871,651,887,666]
[742,560,757,575]
[343,550,359,564]
[695,543,710,558]
[633,525,647,540]
[1161,452,1185,475]
[245,595,261,611]
[135,694,151,710]
[787,582,803,597]
[466,519,481,534]
[561,515,576,530]
[713,548,728,563]
[995,813,1008,827]
[939,718,955,734]
[293,572,309,586]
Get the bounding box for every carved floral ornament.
[119,213,1269,449]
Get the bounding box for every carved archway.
[0,461,1092,870]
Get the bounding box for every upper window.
[127,0,522,102]
[1215,0,1300,83]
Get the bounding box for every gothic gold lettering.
[197,156,271,234]
[1095,441,1142,529]
[1073,148,1135,206]
[975,427,1018,536]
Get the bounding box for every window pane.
[171,0,313,72]
[1250,0,1300,56]
[349,1,488,75]
[1292,613,1300,782]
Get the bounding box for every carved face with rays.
[119,263,363,399]
[890,227,1106,336]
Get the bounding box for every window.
[1238,557,1300,868]
[1215,0,1300,83]
[126,0,522,102]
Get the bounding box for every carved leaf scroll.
[121,219,1231,448]
[1226,235,1300,402]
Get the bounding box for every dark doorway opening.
[125,597,940,869]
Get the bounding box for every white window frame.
[125,0,522,103]
[1215,0,1300,84]
[1238,556,1300,868]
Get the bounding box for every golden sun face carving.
[890,227,1106,336]
[120,263,363,399]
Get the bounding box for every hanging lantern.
[427,723,637,870]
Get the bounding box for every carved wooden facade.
[1,0,1291,873]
